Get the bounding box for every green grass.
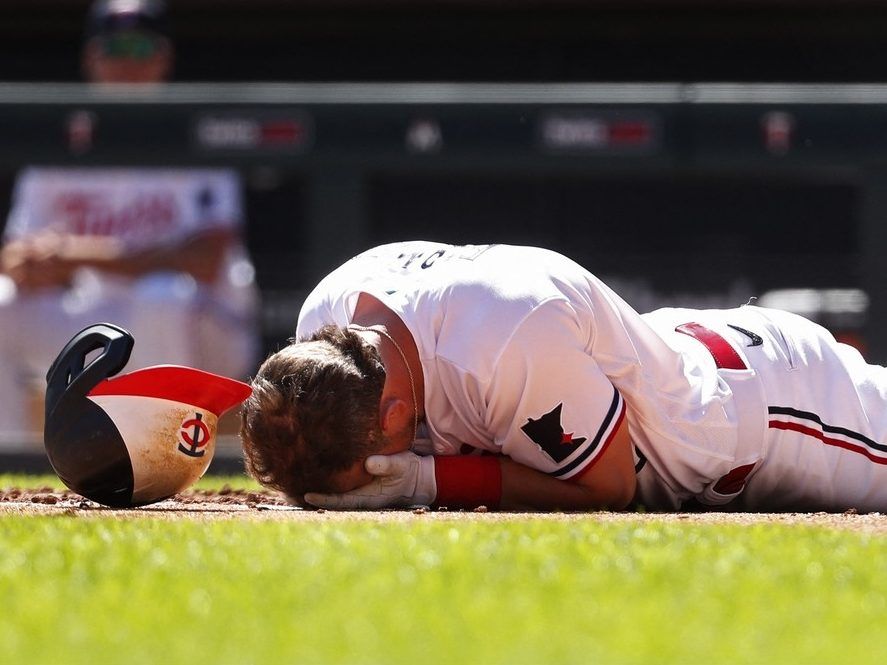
[1,502,885,665]
[0,472,62,489]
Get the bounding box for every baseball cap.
[85,0,170,40]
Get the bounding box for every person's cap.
[86,0,169,39]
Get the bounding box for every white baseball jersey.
[298,241,887,512]
[4,167,250,299]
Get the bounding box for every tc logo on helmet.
[178,413,211,457]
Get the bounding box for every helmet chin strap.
[349,324,418,443]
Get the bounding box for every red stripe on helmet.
[88,365,252,417]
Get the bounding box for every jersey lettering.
[393,244,495,273]
[420,249,446,269]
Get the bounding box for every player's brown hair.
[240,324,387,501]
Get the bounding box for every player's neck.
[353,293,425,419]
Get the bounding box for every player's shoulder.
[435,295,583,397]
[443,245,591,305]
[348,240,452,265]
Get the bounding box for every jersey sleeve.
[295,284,340,339]
[296,305,331,339]
[486,299,626,480]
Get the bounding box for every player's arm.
[7,227,233,287]
[421,415,635,512]
[486,298,637,509]
[79,227,234,282]
[498,415,636,510]
[303,433,637,512]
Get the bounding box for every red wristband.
[433,455,502,509]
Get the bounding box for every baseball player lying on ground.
[240,241,887,512]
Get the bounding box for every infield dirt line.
[1,493,885,532]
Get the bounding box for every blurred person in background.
[81,0,174,84]
[0,0,260,437]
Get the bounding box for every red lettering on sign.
[52,192,178,238]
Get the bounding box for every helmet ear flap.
[43,323,137,508]
[45,322,134,423]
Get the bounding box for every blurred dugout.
[0,0,259,443]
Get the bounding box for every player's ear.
[379,396,409,436]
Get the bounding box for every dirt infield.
[1,486,885,532]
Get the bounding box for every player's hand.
[1,234,76,290]
[304,451,437,510]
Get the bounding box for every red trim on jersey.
[88,365,252,417]
[769,420,887,465]
[570,400,627,481]
[675,322,747,370]
[433,455,503,509]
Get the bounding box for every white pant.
[0,269,259,437]
[735,307,887,511]
[642,306,887,512]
